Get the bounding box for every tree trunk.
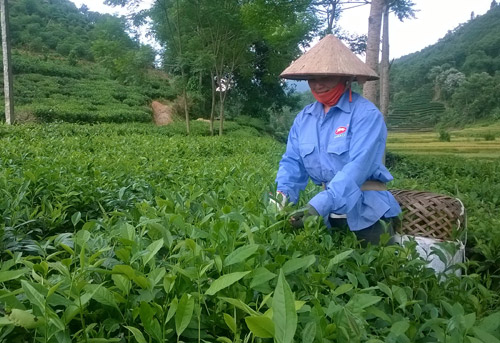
[218,91,224,136]
[363,0,384,106]
[210,72,215,136]
[182,87,190,135]
[1,0,14,124]
[379,3,390,121]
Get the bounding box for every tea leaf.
[71,212,81,227]
[219,297,259,316]
[165,297,178,324]
[224,244,259,267]
[245,315,275,338]
[393,286,408,308]
[272,270,296,343]
[472,327,500,343]
[347,294,382,311]
[478,311,500,332]
[302,322,316,343]
[223,313,237,334]
[250,267,276,289]
[112,274,131,295]
[390,320,410,336]
[175,293,194,337]
[124,326,147,343]
[163,274,176,294]
[333,283,353,296]
[0,317,12,326]
[0,269,27,283]
[86,284,119,310]
[377,282,392,298]
[111,265,136,279]
[205,271,251,296]
[140,302,162,342]
[464,313,476,330]
[327,249,354,271]
[21,280,45,311]
[282,255,316,275]
[143,238,164,265]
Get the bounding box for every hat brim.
[280,72,379,81]
[279,35,379,82]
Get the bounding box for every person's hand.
[289,204,319,229]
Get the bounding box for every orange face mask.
[311,82,346,107]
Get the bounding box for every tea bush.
[0,123,499,342]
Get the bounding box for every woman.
[275,35,401,245]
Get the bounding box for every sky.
[70,0,494,59]
[337,0,493,58]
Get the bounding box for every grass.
[387,122,500,158]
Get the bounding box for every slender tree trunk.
[363,0,384,106]
[379,3,390,121]
[175,0,189,134]
[210,71,215,135]
[182,87,190,134]
[218,91,224,136]
[1,0,14,124]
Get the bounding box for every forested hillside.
[388,4,500,130]
[1,0,316,132]
[0,0,172,123]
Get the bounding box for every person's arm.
[309,106,386,217]
[275,116,309,204]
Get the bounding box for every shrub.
[439,129,451,142]
[484,132,496,141]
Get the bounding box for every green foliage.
[6,0,155,86]
[0,49,173,124]
[388,88,445,130]
[390,6,500,129]
[438,129,451,142]
[0,124,499,342]
[483,132,496,141]
[147,0,317,131]
[387,151,500,289]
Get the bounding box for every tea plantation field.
[1,122,499,342]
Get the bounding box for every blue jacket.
[276,91,401,231]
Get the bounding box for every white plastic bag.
[395,234,465,277]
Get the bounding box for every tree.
[451,72,499,121]
[364,0,416,107]
[379,3,390,119]
[108,0,316,134]
[149,0,194,134]
[192,0,249,135]
[310,1,369,53]
[363,0,384,105]
[1,0,14,124]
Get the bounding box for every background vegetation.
[389,4,500,130]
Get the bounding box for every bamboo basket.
[390,189,467,275]
[390,189,466,240]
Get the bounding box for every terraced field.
[387,123,500,158]
[387,89,445,131]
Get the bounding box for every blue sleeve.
[275,115,309,204]
[309,106,386,217]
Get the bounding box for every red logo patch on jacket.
[335,126,347,135]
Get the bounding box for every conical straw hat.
[280,34,379,81]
